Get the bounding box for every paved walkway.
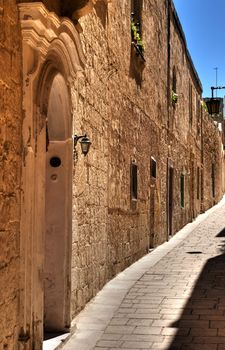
[60,197,225,350]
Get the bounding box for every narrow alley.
[2,2,225,350]
[51,197,225,350]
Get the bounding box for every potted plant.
[131,21,145,56]
[171,90,178,105]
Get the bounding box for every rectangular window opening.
[150,157,157,179]
[180,174,185,208]
[131,162,138,200]
[197,166,200,200]
[131,0,143,31]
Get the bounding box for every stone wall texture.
[0,1,22,349]
[70,0,169,314]
[69,0,225,316]
[0,1,224,349]
[202,111,223,211]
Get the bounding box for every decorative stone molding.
[19,2,85,82]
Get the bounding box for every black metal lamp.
[73,134,91,156]
[205,86,225,115]
[206,98,221,115]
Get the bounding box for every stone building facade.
[0,0,224,349]
[0,2,22,349]
[202,111,224,211]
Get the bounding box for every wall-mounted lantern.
[205,86,225,115]
[73,134,91,156]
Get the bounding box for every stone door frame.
[18,3,85,348]
[167,160,174,238]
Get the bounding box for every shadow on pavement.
[168,228,225,349]
[217,228,225,237]
[44,331,67,340]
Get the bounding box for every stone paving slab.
[60,196,225,350]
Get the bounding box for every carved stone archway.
[18,3,85,348]
[16,0,111,21]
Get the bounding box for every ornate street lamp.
[73,134,92,156]
[205,86,225,115]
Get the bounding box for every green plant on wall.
[171,90,178,104]
[201,99,208,112]
[131,21,145,53]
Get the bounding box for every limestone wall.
[69,0,224,317]
[0,2,22,349]
[202,112,223,211]
[70,0,170,314]
[0,2,224,348]
[169,3,203,231]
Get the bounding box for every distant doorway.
[168,166,174,237]
[190,159,195,219]
[44,73,72,333]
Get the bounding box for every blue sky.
[173,0,225,98]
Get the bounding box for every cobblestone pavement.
[61,197,225,350]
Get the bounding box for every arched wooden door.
[44,73,72,332]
